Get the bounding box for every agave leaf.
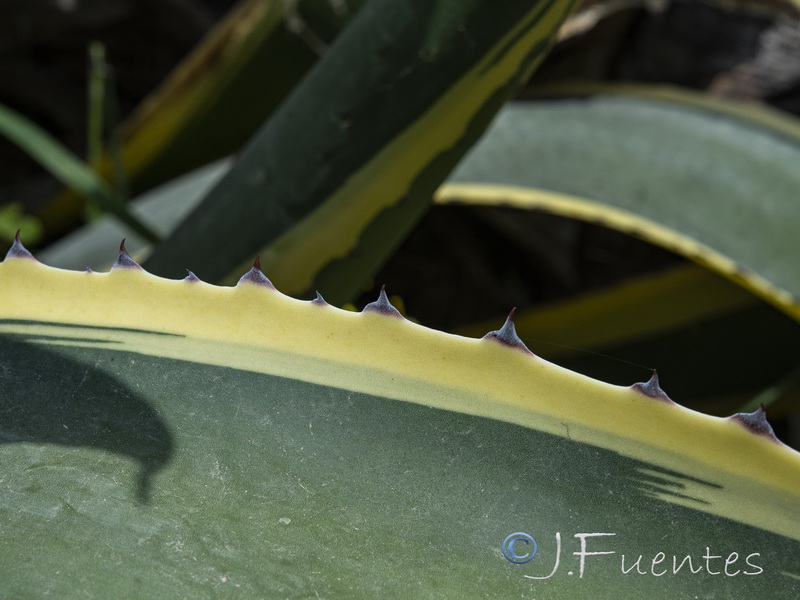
[42,166,800,413]
[439,88,800,321]
[114,0,366,195]
[1,240,799,597]
[143,0,581,302]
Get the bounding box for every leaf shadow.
[0,336,174,502]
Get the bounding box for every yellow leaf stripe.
[251,0,580,294]
[437,183,800,322]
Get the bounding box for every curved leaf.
[143,0,581,303]
[439,89,800,321]
[1,241,799,597]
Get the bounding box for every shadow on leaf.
[0,336,174,502]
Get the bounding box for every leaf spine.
[729,404,782,444]
[631,370,674,404]
[237,255,275,288]
[362,285,403,318]
[311,291,329,306]
[5,231,36,261]
[112,239,143,270]
[481,308,533,355]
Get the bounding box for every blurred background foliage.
[1,0,800,446]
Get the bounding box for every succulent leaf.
[1,240,799,596]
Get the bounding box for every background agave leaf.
[143,0,581,302]
[439,88,800,321]
[114,0,366,195]
[1,245,799,597]
[403,87,800,424]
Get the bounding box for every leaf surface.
[1,245,799,597]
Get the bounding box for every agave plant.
[1,0,799,597]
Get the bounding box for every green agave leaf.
[438,88,800,321]
[144,0,581,303]
[1,240,799,597]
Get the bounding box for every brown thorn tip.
[631,370,673,404]
[113,238,142,270]
[730,404,780,442]
[363,285,403,318]
[237,256,274,288]
[6,230,36,261]
[482,309,533,355]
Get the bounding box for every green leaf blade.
[2,243,799,597]
[144,0,580,302]
[441,91,800,320]
[2,333,799,597]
